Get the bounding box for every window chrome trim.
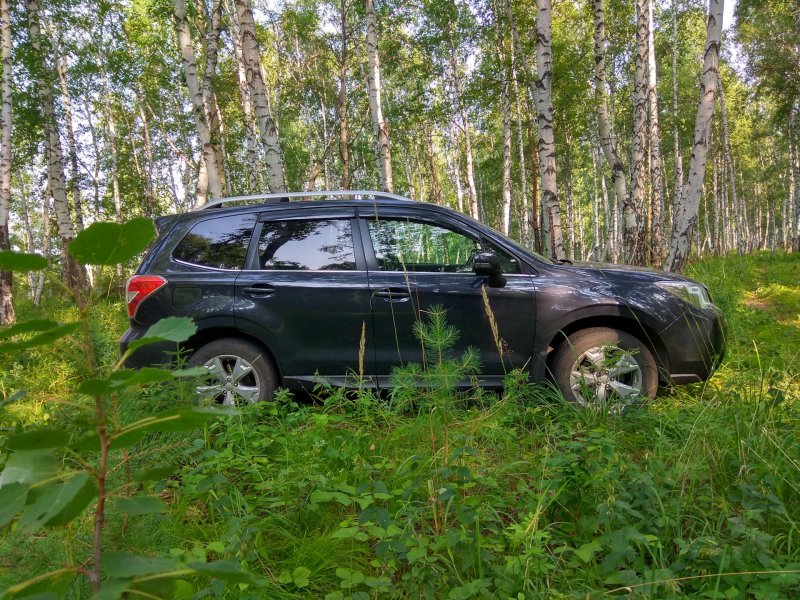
[171,257,243,272]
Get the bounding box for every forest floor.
[1,252,799,599]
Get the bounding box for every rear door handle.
[374,288,410,302]
[242,285,276,298]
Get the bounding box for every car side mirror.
[473,251,507,288]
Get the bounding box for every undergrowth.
[1,251,799,598]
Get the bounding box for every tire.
[188,338,277,405]
[551,327,657,410]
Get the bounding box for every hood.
[564,260,694,284]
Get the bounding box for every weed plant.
[1,251,799,598]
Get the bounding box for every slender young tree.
[234,0,286,192]
[338,0,351,189]
[534,0,565,260]
[366,0,393,192]
[667,0,724,272]
[0,0,12,324]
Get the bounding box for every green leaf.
[575,541,603,563]
[18,472,96,531]
[68,218,156,266]
[292,567,311,588]
[88,580,130,600]
[133,465,175,482]
[103,552,176,578]
[0,483,29,527]
[0,450,58,487]
[0,320,59,342]
[0,251,47,272]
[6,429,70,451]
[79,368,175,395]
[127,317,197,352]
[0,322,80,355]
[186,560,255,583]
[113,406,238,440]
[0,388,27,408]
[115,496,167,515]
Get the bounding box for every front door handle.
[374,288,410,302]
[242,285,276,298]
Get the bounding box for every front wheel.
[551,327,657,410]
[188,338,277,405]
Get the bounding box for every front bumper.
[659,305,727,385]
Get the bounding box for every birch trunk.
[54,38,84,232]
[230,0,261,191]
[366,0,392,192]
[647,0,665,266]
[493,6,512,236]
[628,0,649,265]
[174,0,223,202]
[666,0,723,272]
[511,55,529,245]
[138,103,156,216]
[234,0,285,192]
[718,81,744,253]
[672,0,683,229]
[26,0,84,292]
[0,0,12,324]
[447,38,479,219]
[338,0,351,189]
[34,188,51,306]
[593,0,629,262]
[534,0,565,261]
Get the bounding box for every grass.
[1,251,799,598]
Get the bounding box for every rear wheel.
[551,327,657,410]
[188,338,277,405]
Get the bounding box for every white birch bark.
[26,0,84,291]
[592,0,628,262]
[511,54,529,245]
[534,0,565,260]
[493,5,513,236]
[671,0,683,230]
[666,0,723,272]
[338,0,350,189]
[234,0,285,192]
[174,0,223,202]
[230,0,261,191]
[447,39,479,219]
[628,0,649,265]
[647,0,665,265]
[0,0,13,324]
[366,0,393,192]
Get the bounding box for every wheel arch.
[183,326,282,385]
[543,315,670,385]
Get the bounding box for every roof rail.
[197,190,415,210]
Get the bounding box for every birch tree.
[592,0,628,260]
[366,0,393,192]
[0,0,12,324]
[26,0,85,292]
[667,0,723,272]
[234,0,285,192]
[647,0,665,265]
[174,0,224,203]
[628,0,649,265]
[534,0,565,260]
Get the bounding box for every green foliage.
[0,222,247,597]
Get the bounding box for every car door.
[234,208,374,387]
[359,210,537,386]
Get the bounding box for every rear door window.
[172,214,256,270]
[257,219,356,270]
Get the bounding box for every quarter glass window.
[258,219,356,270]
[172,214,255,270]
[367,219,478,272]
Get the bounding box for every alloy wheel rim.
[568,345,643,409]
[196,354,261,405]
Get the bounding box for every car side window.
[258,219,356,270]
[172,214,256,270]
[367,218,478,272]
[483,239,521,274]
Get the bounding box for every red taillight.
[126,275,167,318]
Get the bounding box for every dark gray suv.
[120,191,726,408]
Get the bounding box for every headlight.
[656,281,713,310]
